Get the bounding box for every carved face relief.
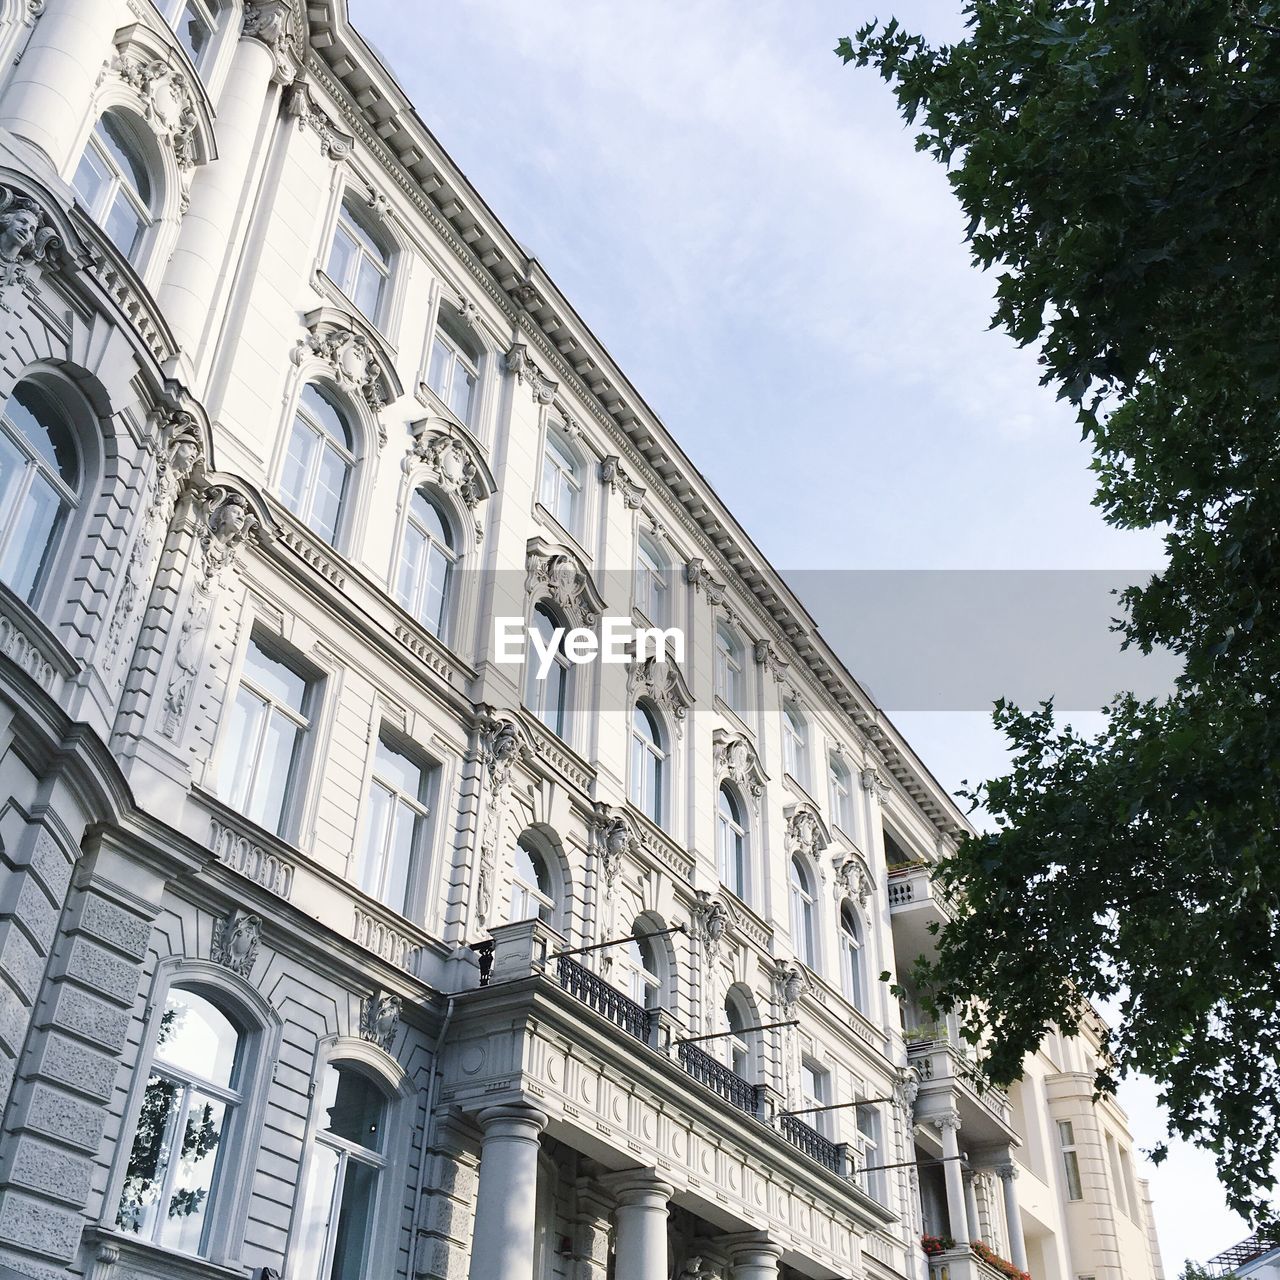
[0,208,38,261]
[212,499,247,541]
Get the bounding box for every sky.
[349,0,1248,1268]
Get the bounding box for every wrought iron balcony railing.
[677,1041,758,1114]
[778,1113,847,1175]
[556,954,650,1042]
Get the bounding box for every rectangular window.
[354,734,434,915]
[857,1104,887,1204]
[1058,1119,1084,1201]
[427,332,477,424]
[220,635,314,837]
[800,1059,831,1136]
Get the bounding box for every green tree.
[1178,1265,1213,1280]
[839,0,1280,1223]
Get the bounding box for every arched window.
[72,111,154,261]
[724,989,754,1079]
[539,429,581,534]
[790,856,817,966]
[621,928,661,1010]
[629,702,665,826]
[426,311,479,425]
[782,702,809,786]
[396,488,456,638]
[635,534,667,625]
[828,751,853,835]
[524,604,570,737]
[326,196,391,320]
[714,623,744,713]
[279,384,354,545]
[293,1064,389,1280]
[0,381,79,604]
[160,0,226,71]
[510,834,554,923]
[716,784,747,899]
[840,901,865,1011]
[116,988,243,1256]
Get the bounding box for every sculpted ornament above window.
[0,186,65,299]
[785,805,830,862]
[712,730,767,810]
[524,538,605,630]
[408,422,495,544]
[360,990,401,1052]
[211,908,261,976]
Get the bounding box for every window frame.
[789,855,817,967]
[714,622,745,714]
[1058,1119,1084,1201]
[217,631,317,840]
[71,109,156,264]
[635,533,668,626]
[782,702,809,787]
[828,751,854,835]
[326,195,393,324]
[110,961,280,1270]
[524,603,572,739]
[425,319,480,426]
[0,380,81,608]
[354,730,437,917]
[629,700,666,827]
[539,428,583,537]
[799,1057,833,1138]
[159,0,226,74]
[396,486,459,640]
[510,832,557,926]
[839,900,866,1012]
[724,988,756,1080]
[716,783,748,900]
[278,382,357,548]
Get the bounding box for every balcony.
[926,1247,1023,1280]
[887,862,955,966]
[556,954,650,1042]
[908,1033,1016,1143]
[676,1040,757,1115]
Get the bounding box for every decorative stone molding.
[147,408,203,521]
[475,713,529,928]
[774,959,810,1010]
[209,817,296,899]
[627,653,691,739]
[211,909,260,977]
[511,278,542,311]
[0,184,64,303]
[242,0,298,83]
[109,43,200,172]
[352,906,422,974]
[284,79,353,159]
[832,848,874,906]
[895,1065,921,1114]
[360,990,401,1051]
[690,890,731,963]
[753,638,788,682]
[525,537,605,629]
[599,455,644,508]
[455,295,482,332]
[936,1109,963,1134]
[785,804,830,863]
[591,807,642,893]
[504,342,556,404]
[711,730,766,810]
[0,603,59,694]
[408,420,495,544]
[196,484,259,588]
[293,311,399,437]
[685,557,726,606]
[160,594,209,739]
[860,765,888,799]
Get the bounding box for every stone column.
[724,1233,783,1280]
[604,1171,673,1280]
[938,1112,970,1242]
[997,1163,1028,1273]
[414,1119,479,1280]
[466,1103,548,1280]
[963,1168,981,1244]
[0,0,124,171]
[157,1,292,363]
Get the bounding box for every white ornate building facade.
[0,4,1167,1280]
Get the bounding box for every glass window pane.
[116,1073,181,1238]
[158,1090,227,1254]
[104,193,145,259]
[353,258,383,318]
[279,420,315,515]
[326,223,357,292]
[0,472,60,602]
[427,337,451,399]
[410,489,449,545]
[6,384,77,485]
[447,360,474,422]
[242,640,309,714]
[382,799,418,913]
[396,524,424,609]
[357,782,393,898]
[374,738,424,800]
[222,686,266,814]
[154,990,239,1088]
[174,2,213,66]
[246,707,301,835]
[72,143,110,209]
[421,545,448,635]
[291,1141,340,1280]
[309,444,347,544]
[321,1066,384,1150]
[330,1157,379,1280]
[100,114,151,204]
[341,206,387,264]
[299,384,352,450]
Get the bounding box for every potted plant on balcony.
[970,1239,1031,1280]
[921,1233,956,1256]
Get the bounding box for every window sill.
[713,695,754,740]
[532,501,592,564]
[311,268,398,354]
[83,1225,247,1280]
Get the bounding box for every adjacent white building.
[0,3,1167,1279]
